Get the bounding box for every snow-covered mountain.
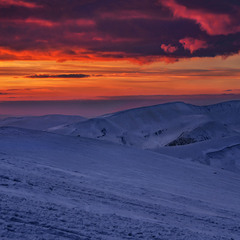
[1,126,240,239]
[50,101,240,149]
[1,101,239,172]
[1,101,240,239]
[0,114,86,131]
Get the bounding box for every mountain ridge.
[48,100,240,149]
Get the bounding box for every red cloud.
[161,0,240,35]
[179,38,208,53]
[161,44,178,53]
[5,18,95,28]
[100,10,155,20]
[0,47,179,64]
[0,0,40,8]
[0,0,239,63]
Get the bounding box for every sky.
[0,0,240,116]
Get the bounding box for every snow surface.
[155,136,240,171]
[1,101,240,239]
[1,126,240,239]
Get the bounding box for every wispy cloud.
[27,74,90,78]
[0,0,40,8]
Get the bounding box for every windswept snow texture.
[203,144,240,172]
[1,127,240,239]
[166,121,236,146]
[51,101,240,149]
[0,114,86,131]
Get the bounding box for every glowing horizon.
[1,56,240,101]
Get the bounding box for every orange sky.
[1,55,240,101]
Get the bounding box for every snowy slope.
[1,127,240,239]
[203,144,240,172]
[167,121,237,146]
[51,101,240,148]
[154,135,240,172]
[0,114,86,131]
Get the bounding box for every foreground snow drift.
[1,127,240,239]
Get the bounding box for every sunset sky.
[0,0,240,116]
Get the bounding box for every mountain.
[51,101,240,149]
[0,114,86,131]
[1,126,240,239]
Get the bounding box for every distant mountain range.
[47,101,240,149]
[1,100,240,172]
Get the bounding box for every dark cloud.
[175,0,240,14]
[27,74,90,78]
[0,0,239,62]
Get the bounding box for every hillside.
[1,127,240,239]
